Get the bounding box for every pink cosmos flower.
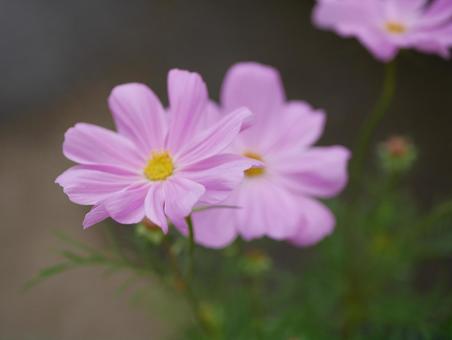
[192,62,351,248]
[56,69,256,233]
[313,0,452,62]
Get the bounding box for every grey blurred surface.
[0,0,451,338]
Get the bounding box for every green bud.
[378,136,417,174]
[135,220,164,245]
[239,248,272,277]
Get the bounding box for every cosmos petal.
[56,165,143,205]
[179,154,256,205]
[63,123,145,172]
[176,107,253,164]
[103,184,150,225]
[109,83,167,154]
[83,204,109,229]
[144,183,168,233]
[191,206,238,249]
[166,69,208,152]
[289,197,335,247]
[272,146,351,198]
[162,177,205,226]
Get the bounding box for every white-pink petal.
[83,204,109,229]
[175,107,253,165]
[63,123,145,172]
[179,154,254,205]
[162,177,205,226]
[144,183,168,233]
[103,184,149,225]
[191,206,238,249]
[289,197,335,247]
[273,146,351,198]
[109,83,167,154]
[266,101,326,152]
[166,69,208,152]
[56,165,143,205]
[236,179,299,240]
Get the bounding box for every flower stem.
[350,60,397,185]
[186,215,195,281]
[162,232,210,335]
[415,199,452,234]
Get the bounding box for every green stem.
[186,215,195,281]
[162,234,210,335]
[351,61,397,185]
[415,199,452,234]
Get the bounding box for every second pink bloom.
[193,62,351,248]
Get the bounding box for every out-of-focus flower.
[313,0,452,62]
[378,135,417,173]
[56,69,256,233]
[192,62,350,248]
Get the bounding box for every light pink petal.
[313,0,379,32]
[236,179,299,241]
[83,204,109,229]
[191,207,238,249]
[63,123,145,172]
[421,0,452,26]
[313,0,399,62]
[385,0,426,18]
[221,63,284,145]
[393,0,427,11]
[103,184,150,225]
[175,107,253,165]
[273,146,351,198]
[235,183,266,240]
[289,197,335,247]
[166,69,208,152]
[144,183,168,233]
[108,83,167,153]
[178,154,255,205]
[198,101,223,130]
[55,165,142,205]
[221,62,285,118]
[266,101,326,153]
[357,32,399,62]
[162,177,205,227]
[412,35,451,58]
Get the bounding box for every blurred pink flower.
[313,0,452,61]
[56,69,255,233]
[192,63,350,248]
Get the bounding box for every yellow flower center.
[385,21,406,34]
[144,152,174,181]
[243,152,265,177]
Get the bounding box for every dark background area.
[1,1,451,339]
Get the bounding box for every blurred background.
[1,0,451,339]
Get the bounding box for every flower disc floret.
[243,152,265,177]
[144,152,174,181]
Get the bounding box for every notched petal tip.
[109,82,150,97]
[167,69,207,98]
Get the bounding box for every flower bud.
[239,248,272,277]
[135,219,164,245]
[378,136,417,173]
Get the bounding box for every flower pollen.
[144,152,174,181]
[243,151,265,177]
[385,21,406,34]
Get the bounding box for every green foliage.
[29,169,452,339]
[180,171,452,339]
